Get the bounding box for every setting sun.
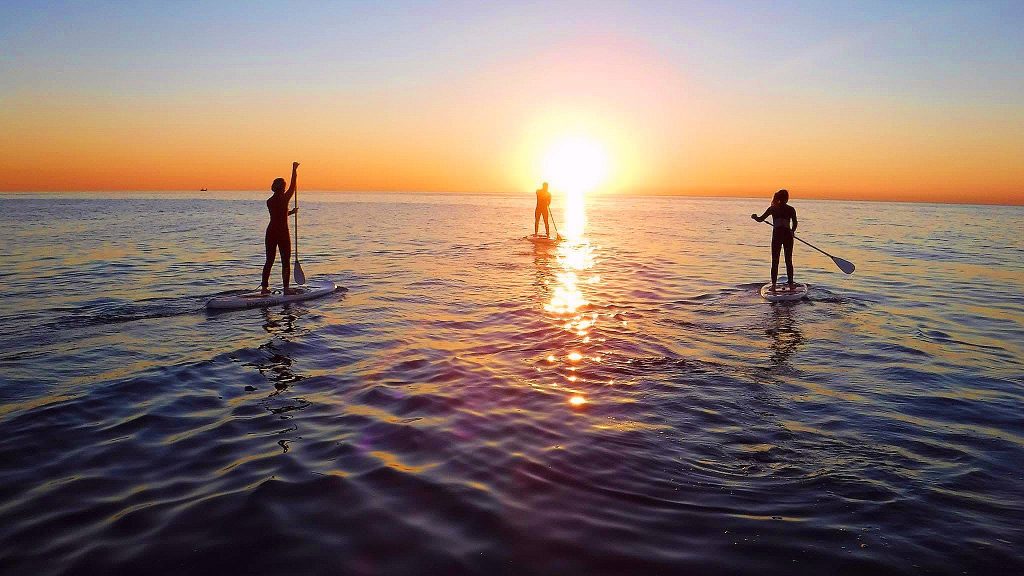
[540,136,610,195]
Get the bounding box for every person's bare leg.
[770,236,781,290]
[262,230,276,294]
[784,237,795,287]
[280,235,294,294]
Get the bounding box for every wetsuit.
[768,204,797,285]
[535,188,551,236]
[261,192,292,290]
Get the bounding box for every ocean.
[1,192,1022,575]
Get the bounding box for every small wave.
[44,296,207,330]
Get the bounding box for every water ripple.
[1,194,1022,575]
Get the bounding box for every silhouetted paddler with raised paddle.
[261,162,300,295]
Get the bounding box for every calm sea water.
[1,192,1022,575]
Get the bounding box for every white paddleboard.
[526,234,562,246]
[207,279,337,310]
[760,282,809,302]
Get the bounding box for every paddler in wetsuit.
[751,188,798,291]
[261,162,300,295]
[534,181,552,238]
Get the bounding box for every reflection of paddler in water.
[261,162,300,295]
[751,189,798,291]
[259,307,302,395]
[534,181,553,238]
[766,304,804,366]
[530,234,558,287]
[261,306,299,336]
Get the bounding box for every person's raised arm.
[285,162,299,200]
[751,207,771,222]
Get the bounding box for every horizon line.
[1,189,1021,207]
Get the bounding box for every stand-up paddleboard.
[760,282,809,302]
[207,279,337,310]
[526,234,562,246]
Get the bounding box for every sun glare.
[537,135,610,239]
[541,137,610,195]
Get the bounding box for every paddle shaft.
[548,207,560,237]
[292,184,306,285]
[760,220,834,259]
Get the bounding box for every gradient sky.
[1,1,1022,203]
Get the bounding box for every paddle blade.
[293,260,306,285]
[833,256,856,274]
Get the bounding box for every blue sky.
[2,1,1022,201]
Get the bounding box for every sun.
[540,136,610,195]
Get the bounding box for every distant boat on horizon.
[200,188,207,191]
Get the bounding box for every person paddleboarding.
[261,162,300,295]
[752,189,798,291]
[534,182,553,238]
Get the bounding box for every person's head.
[542,182,549,191]
[271,178,286,194]
[772,189,789,206]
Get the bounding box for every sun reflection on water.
[544,271,588,315]
[538,186,604,407]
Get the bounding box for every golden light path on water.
[541,187,603,409]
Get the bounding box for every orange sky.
[1,3,1022,205]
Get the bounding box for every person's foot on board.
[284,287,299,295]
[260,286,271,295]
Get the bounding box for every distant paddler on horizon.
[534,181,552,238]
[533,181,562,240]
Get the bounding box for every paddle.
[293,182,306,285]
[759,220,855,274]
[548,208,563,240]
